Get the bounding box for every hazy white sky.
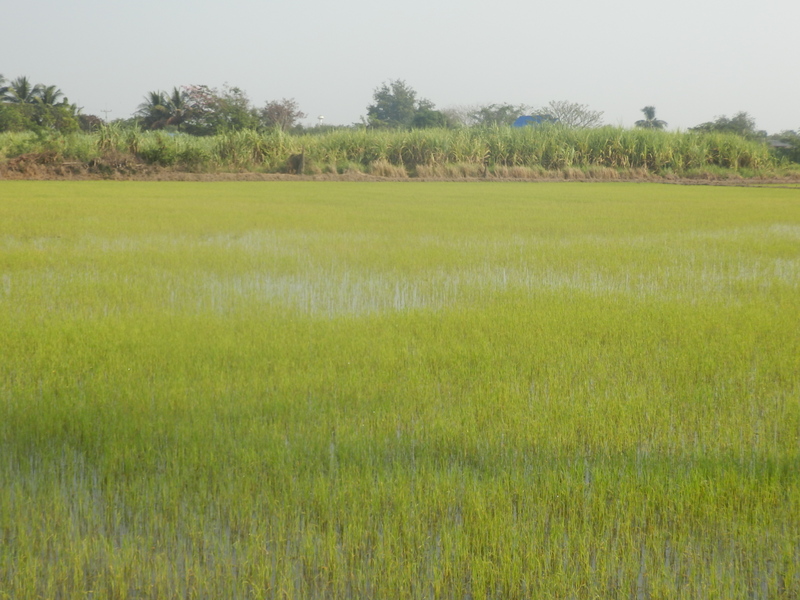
[4,0,798,132]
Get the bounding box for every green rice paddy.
[1,181,799,598]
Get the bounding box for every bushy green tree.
[690,112,764,140]
[35,104,78,131]
[0,75,79,133]
[411,104,450,129]
[366,80,419,128]
[365,80,448,129]
[181,84,258,135]
[135,84,259,135]
[0,103,79,133]
[0,104,28,131]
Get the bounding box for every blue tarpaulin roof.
[513,115,547,127]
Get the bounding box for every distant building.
[513,115,557,128]
[769,140,792,149]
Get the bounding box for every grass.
[0,125,789,179]
[1,181,799,598]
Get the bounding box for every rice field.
[1,181,799,599]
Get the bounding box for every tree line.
[1,74,798,161]
[0,75,84,133]
[133,85,307,136]
[128,80,607,134]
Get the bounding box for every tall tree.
[136,87,188,130]
[136,91,172,129]
[411,103,451,129]
[690,112,763,140]
[166,87,189,126]
[35,85,65,106]
[0,76,78,132]
[181,84,258,135]
[259,98,306,131]
[439,105,474,128]
[365,80,449,129]
[635,106,667,130]
[545,100,604,128]
[469,103,531,127]
[3,76,43,104]
[366,80,420,128]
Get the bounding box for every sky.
[3,0,799,133]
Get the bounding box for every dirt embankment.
[2,152,799,187]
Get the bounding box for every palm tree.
[635,106,667,130]
[136,88,187,129]
[3,76,43,104]
[136,90,173,129]
[0,74,9,101]
[35,85,65,106]
[165,87,188,127]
